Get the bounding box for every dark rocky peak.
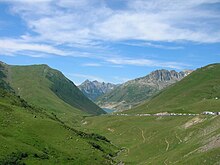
[78,80,117,101]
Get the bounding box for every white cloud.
[124,42,184,50]
[105,57,189,70]
[94,12,220,42]
[0,0,219,71]
[0,39,66,56]
[0,39,93,58]
[128,0,220,11]
[2,0,220,44]
[82,63,102,67]
[57,0,98,9]
[0,38,188,70]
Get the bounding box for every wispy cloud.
[82,62,125,68]
[82,63,102,67]
[0,39,93,58]
[105,57,189,70]
[2,0,220,44]
[0,0,219,71]
[0,39,66,56]
[0,39,188,70]
[124,42,184,50]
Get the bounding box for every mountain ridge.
[0,62,106,116]
[127,63,220,114]
[96,69,193,111]
[78,80,118,101]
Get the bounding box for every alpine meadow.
[0,0,220,165]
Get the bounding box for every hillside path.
[175,132,182,143]
[139,128,146,143]
[165,138,169,151]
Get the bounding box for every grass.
[81,115,220,164]
[1,64,107,126]
[96,81,158,111]
[1,62,219,164]
[0,89,120,165]
[127,63,220,114]
[8,64,104,115]
[82,63,219,164]
[0,62,120,164]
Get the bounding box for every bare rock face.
[131,69,193,90]
[96,69,193,111]
[78,80,118,101]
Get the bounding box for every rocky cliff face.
[78,80,118,101]
[132,69,193,90]
[96,69,193,111]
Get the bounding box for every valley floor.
[81,115,220,165]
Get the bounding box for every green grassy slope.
[6,63,105,116]
[0,77,119,164]
[96,69,189,111]
[127,63,220,114]
[96,83,158,111]
[82,115,220,165]
[0,93,119,164]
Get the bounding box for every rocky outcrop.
[78,80,118,101]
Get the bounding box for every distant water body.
[103,108,115,114]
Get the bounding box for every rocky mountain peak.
[82,79,91,84]
[148,69,185,82]
[78,80,118,101]
[96,69,193,111]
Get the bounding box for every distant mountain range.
[78,80,118,101]
[84,69,192,111]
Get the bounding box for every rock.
[78,80,118,101]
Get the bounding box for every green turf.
[0,88,120,164]
[81,115,220,165]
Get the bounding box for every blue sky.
[0,0,220,85]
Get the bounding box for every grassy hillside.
[127,63,220,114]
[82,115,220,165]
[3,63,105,116]
[1,61,219,164]
[0,62,13,92]
[81,63,220,164]
[96,69,190,111]
[96,83,158,111]
[0,78,120,164]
